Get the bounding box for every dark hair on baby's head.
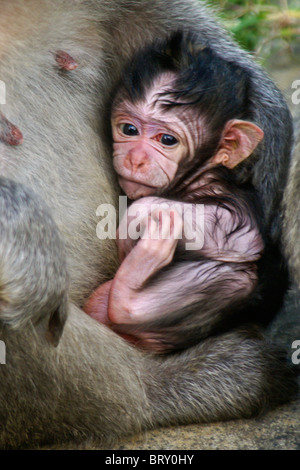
[113,30,252,133]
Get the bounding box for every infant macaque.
[84,32,265,353]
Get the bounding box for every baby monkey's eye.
[120,123,139,136]
[158,134,178,146]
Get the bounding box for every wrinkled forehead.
[143,71,177,107]
[112,72,194,126]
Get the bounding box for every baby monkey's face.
[111,75,200,199]
[111,109,194,199]
[111,74,264,200]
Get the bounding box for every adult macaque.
[84,34,265,353]
[0,0,297,449]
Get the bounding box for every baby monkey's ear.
[211,119,264,169]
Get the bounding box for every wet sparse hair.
[111,31,255,191]
[112,30,252,161]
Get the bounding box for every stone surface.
[116,399,300,450]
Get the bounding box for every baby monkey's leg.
[84,207,182,326]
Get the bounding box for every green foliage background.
[213,0,300,59]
